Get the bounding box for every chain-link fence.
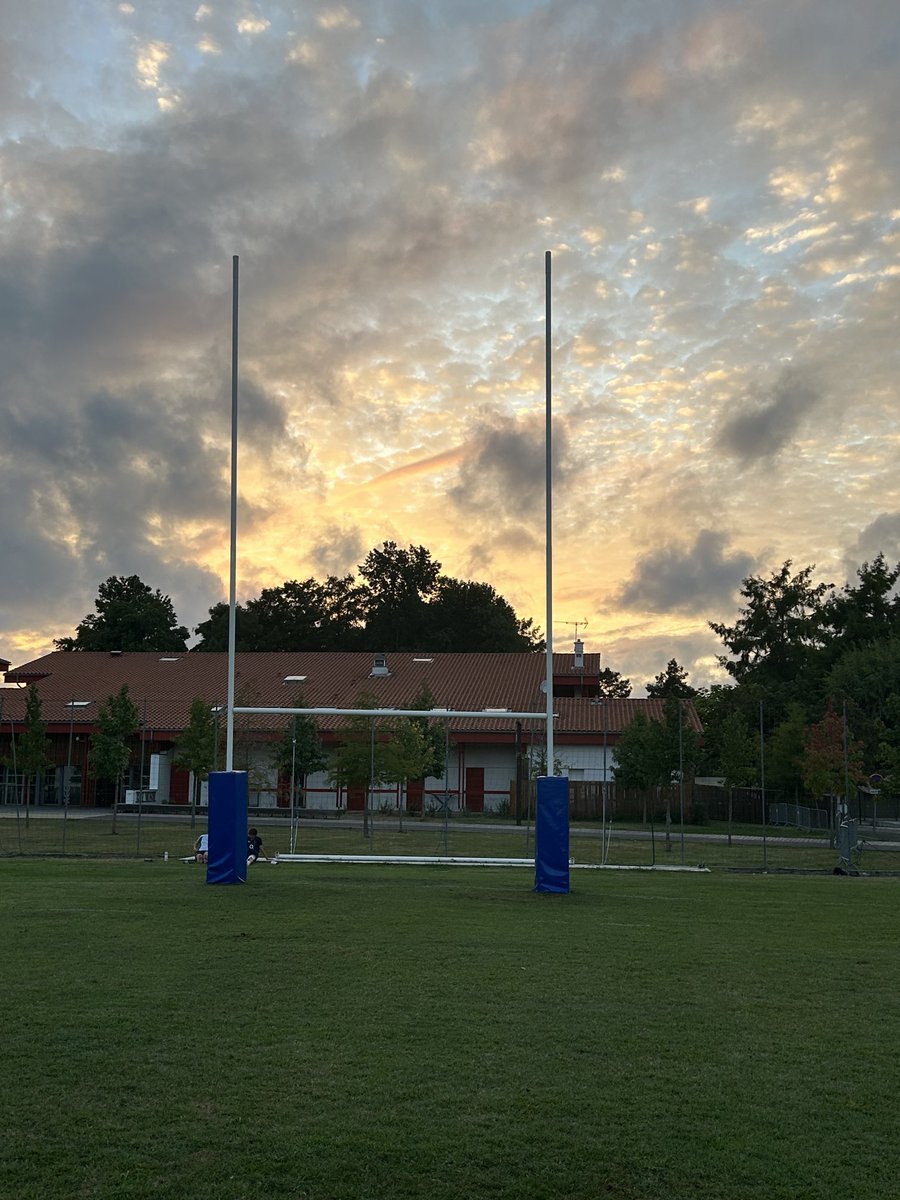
[4,800,900,874]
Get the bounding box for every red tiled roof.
[3,651,701,738]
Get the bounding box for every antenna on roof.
[563,619,589,637]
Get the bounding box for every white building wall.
[290,741,620,812]
[556,743,616,782]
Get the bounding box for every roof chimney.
[573,639,584,670]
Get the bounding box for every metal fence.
[3,802,900,874]
[768,802,831,831]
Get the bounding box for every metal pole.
[544,250,554,775]
[63,700,74,853]
[842,699,850,823]
[760,700,767,872]
[226,254,239,772]
[443,720,450,857]
[679,700,685,865]
[136,696,147,854]
[602,724,608,863]
[10,714,22,851]
[367,717,374,842]
[290,721,297,854]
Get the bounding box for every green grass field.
[2,860,898,1199]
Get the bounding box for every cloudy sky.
[2,0,899,691]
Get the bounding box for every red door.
[346,786,366,811]
[406,779,424,814]
[465,767,484,813]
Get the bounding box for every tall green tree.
[191,600,257,652]
[57,576,188,652]
[358,542,441,651]
[646,659,697,698]
[597,667,631,698]
[175,699,219,828]
[766,703,808,800]
[709,560,832,715]
[613,702,699,847]
[822,553,900,651]
[802,701,865,802]
[824,636,900,767]
[193,576,366,652]
[427,578,544,652]
[612,713,660,790]
[90,685,140,829]
[404,684,447,781]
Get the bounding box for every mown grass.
[2,860,898,1199]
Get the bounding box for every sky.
[1,0,899,693]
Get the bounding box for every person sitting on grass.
[247,827,265,864]
[194,833,208,864]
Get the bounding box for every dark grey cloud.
[846,513,900,576]
[715,367,821,462]
[618,530,755,614]
[449,415,570,515]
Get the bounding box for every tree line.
[54,542,543,655]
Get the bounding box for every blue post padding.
[207,771,248,885]
[534,776,570,893]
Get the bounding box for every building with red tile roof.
[0,650,701,812]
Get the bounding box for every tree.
[192,543,543,655]
[427,578,544,652]
[597,667,631,698]
[90,685,140,829]
[382,719,439,796]
[57,575,188,652]
[613,701,699,848]
[822,553,900,651]
[358,542,441,650]
[18,686,52,818]
[175,699,219,829]
[766,703,808,800]
[271,693,327,808]
[824,636,900,768]
[191,601,258,652]
[193,576,366,652]
[612,713,660,790]
[404,684,447,782]
[802,701,865,804]
[709,561,832,713]
[802,700,866,849]
[646,659,697,698]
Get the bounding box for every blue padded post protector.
[207,771,248,885]
[534,775,570,893]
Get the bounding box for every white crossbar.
[232,706,551,720]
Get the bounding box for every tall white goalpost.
[209,252,566,885]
